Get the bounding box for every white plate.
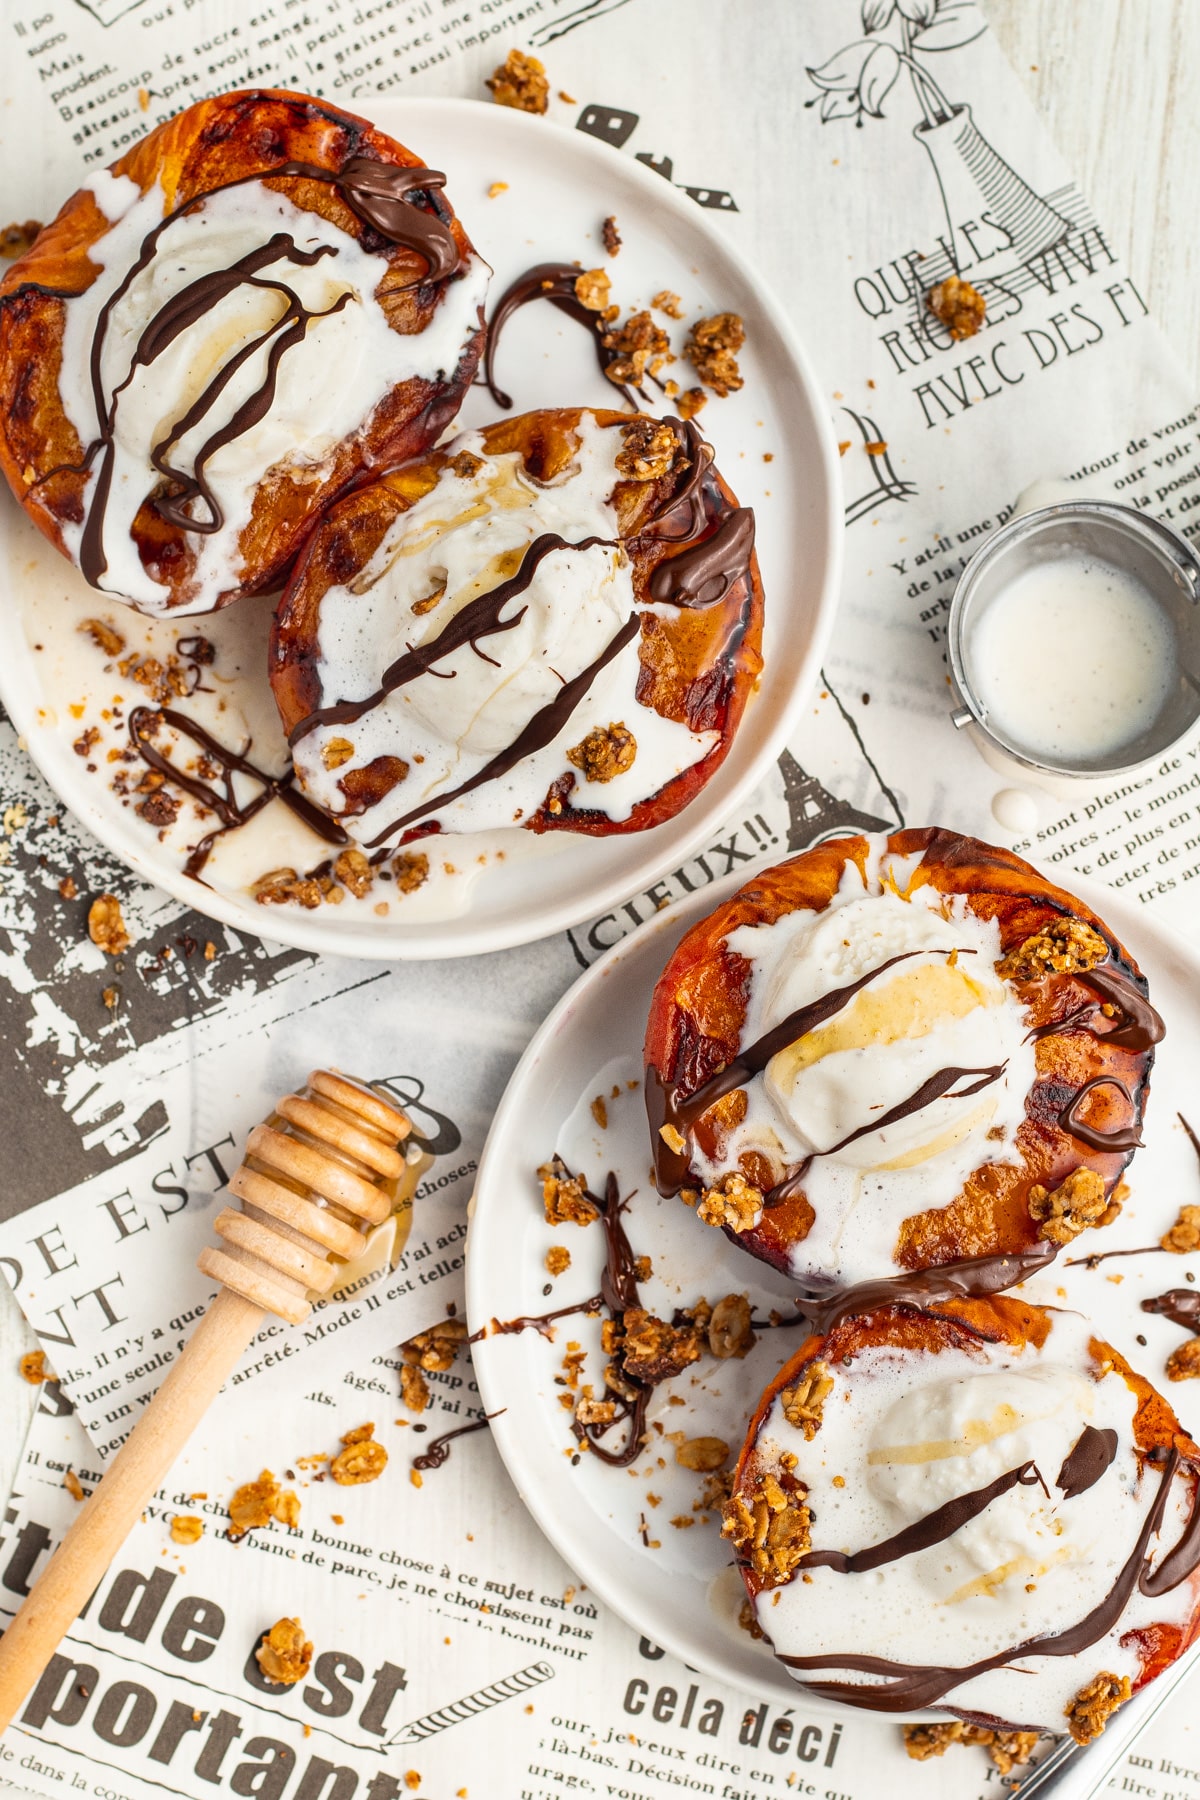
[0,97,841,960]
[466,864,1200,1706]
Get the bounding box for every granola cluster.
[721,1462,812,1585]
[1029,1166,1114,1245]
[682,1170,764,1234]
[256,1617,314,1686]
[19,1349,51,1384]
[402,1318,468,1373]
[227,1470,301,1540]
[538,1156,601,1225]
[925,273,987,340]
[902,1722,1039,1776]
[485,49,549,113]
[603,309,672,390]
[1064,1670,1131,1744]
[685,312,745,396]
[574,268,611,312]
[330,1422,388,1485]
[780,1363,834,1439]
[675,1436,729,1473]
[998,918,1109,981]
[615,417,678,482]
[601,215,621,256]
[88,894,130,956]
[614,1307,704,1384]
[566,721,637,783]
[170,1514,204,1545]
[1166,1339,1200,1382]
[1162,1204,1200,1253]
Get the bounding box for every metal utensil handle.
[1014,1643,1200,1798]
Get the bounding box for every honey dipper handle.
[0,1288,263,1733]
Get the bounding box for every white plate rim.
[465,855,1200,1700]
[0,95,843,961]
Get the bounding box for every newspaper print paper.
[3,0,1200,1796]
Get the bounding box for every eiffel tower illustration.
[778,750,896,854]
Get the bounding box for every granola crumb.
[708,1294,755,1360]
[650,289,685,320]
[404,1776,420,1794]
[574,267,611,312]
[252,867,330,910]
[545,1245,571,1276]
[566,721,636,783]
[538,1156,600,1225]
[902,1722,964,1761]
[63,1469,85,1502]
[485,48,549,114]
[334,847,374,898]
[616,417,678,482]
[721,1467,812,1585]
[999,918,1109,981]
[58,875,78,900]
[400,1364,430,1413]
[1029,1167,1111,1245]
[449,449,484,480]
[393,851,429,895]
[88,893,130,955]
[487,180,509,199]
[618,1308,704,1382]
[675,1437,729,1472]
[73,725,101,759]
[590,1094,608,1129]
[410,1469,423,1488]
[0,220,41,260]
[685,1171,763,1234]
[321,736,355,771]
[685,312,745,396]
[79,617,125,657]
[602,215,621,256]
[170,1514,204,1545]
[331,1424,389,1486]
[204,940,216,960]
[227,1470,301,1540]
[19,1349,51,1384]
[558,89,576,103]
[1162,1204,1200,1253]
[738,1597,765,1641]
[1166,1338,1200,1382]
[402,1318,468,1373]
[780,1363,835,1438]
[676,386,707,420]
[255,1617,313,1686]
[927,273,987,341]
[1065,1670,1131,1744]
[602,309,670,389]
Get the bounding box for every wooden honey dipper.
[0,1068,417,1733]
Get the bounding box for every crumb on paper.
[1065,1670,1130,1744]
[88,894,130,955]
[410,1469,423,1488]
[400,1364,430,1413]
[485,48,549,113]
[566,721,636,783]
[403,1775,420,1794]
[204,940,216,960]
[1029,1167,1113,1245]
[558,89,576,103]
[334,847,374,899]
[781,1363,835,1439]
[487,180,509,198]
[393,851,429,895]
[19,1349,52,1384]
[0,219,41,260]
[321,736,355,771]
[402,1317,468,1373]
[864,440,888,455]
[650,289,684,320]
[675,1437,729,1472]
[684,311,744,396]
[707,1293,754,1360]
[682,1170,763,1234]
[63,1469,85,1502]
[255,1617,313,1686]
[545,1244,571,1276]
[538,1156,600,1226]
[1162,1205,1200,1253]
[170,1514,204,1545]
[721,1469,811,1585]
[590,1094,608,1129]
[79,617,125,657]
[926,273,987,341]
[616,416,678,482]
[331,1423,388,1486]
[602,215,621,256]
[999,917,1108,981]
[59,875,78,900]
[574,268,611,312]
[227,1470,300,1540]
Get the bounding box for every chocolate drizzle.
[1142,1290,1200,1333]
[41,156,460,586]
[793,1243,1058,1336]
[641,420,714,543]
[129,705,346,878]
[798,1460,1047,1576]
[475,1294,604,1341]
[1029,964,1165,1054]
[647,506,755,609]
[1059,1075,1143,1153]
[1056,1425,1119,1499]
[481,262,639,408]
[411,1408,505,1473]
[289,532,614,746]
[647,947,976,1195]
[778,1449,1180,1711]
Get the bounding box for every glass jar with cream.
[948,502,1200,788]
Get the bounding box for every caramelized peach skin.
[271,408,764,837]
[643,829,1155,1275]
[0,88,484,612]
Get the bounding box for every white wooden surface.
[0,0,1197,1747]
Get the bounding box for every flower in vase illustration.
[807,0,1068,271]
